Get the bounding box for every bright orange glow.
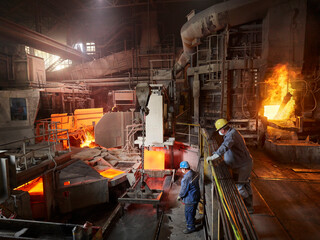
[80,130,97,148]
[64,181,70,186]
[262,64,296,120]
[63,140,69,150]
[264,105,280,120]
[14,177,44,195]
[144,149,165,170]
[99,168,125,179]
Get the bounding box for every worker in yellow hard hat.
[207,118,254,213]
[111,105,118,112]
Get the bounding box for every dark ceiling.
[0,0,220,47]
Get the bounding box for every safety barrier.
[200,129,258,240]
[0,128,71,171]
[175,122,200,147]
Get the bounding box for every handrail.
[0,127,71,171]
[0,129,69,147]
[176,122,200,127]
[201,131,258,240]
[175,122,200,147]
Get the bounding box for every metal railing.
[200,129,258,240]
[175,122,200,147]
[0,127,71,171]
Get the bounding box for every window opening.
[10,98,27,120]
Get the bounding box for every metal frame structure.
[187,26,263,146]
[118,83,163,208]
[0,127,71,171]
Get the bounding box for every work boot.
[244,195,254,214]
[183,228,195,234]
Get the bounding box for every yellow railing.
[200,129,258,240]
[175,122,200,147]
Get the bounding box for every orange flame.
[14,177,44,195]
[80,131,97,148]
[144,148,165,170]
[262,64,296,120]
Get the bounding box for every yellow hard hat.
[215,118,228,131]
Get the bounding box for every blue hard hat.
[180,161,190,169]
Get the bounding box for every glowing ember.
[80,131,97,148]
[64,181,70,186]
[99,168,124,179]
[262,64,296,120]
[14,177,44,195]
[144,149,165,170]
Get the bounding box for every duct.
[84,79,182,87]
[174,0,287,73]
[0,17,89,62]
[50,78,183,88]
[61,77,150,83]
[46,49,134,81]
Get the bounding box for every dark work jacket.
[179,169,200,205]
[215,128,253,169]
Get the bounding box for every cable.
[202,136,244,240]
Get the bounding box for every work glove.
[206,153,220,162]
[177,196,181,201]
[206,153,221,166]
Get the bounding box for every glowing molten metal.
[262,64,296,120]
[264,105,280,120]
[144,148,165,170]
[99,169,125,179]
[14,177,44,196]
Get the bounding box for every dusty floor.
[158,181,204,240]
[250,148,320,240]
[103,148,320,240]
[106,174,204,240]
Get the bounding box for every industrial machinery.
[118,83,175,211]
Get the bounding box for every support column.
[193,73,200,132]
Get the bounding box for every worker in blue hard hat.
[207,118,254,213]
[177,161,200,234]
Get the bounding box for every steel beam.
[0,17,90,62]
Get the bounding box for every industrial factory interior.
[1,0,320,239]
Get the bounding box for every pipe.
[174,0,287,73]
[0,17,90,61]
[85,78,184,87]
[61,77,149,83]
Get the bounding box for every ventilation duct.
[174,0,288,73]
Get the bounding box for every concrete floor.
[107,203,159,240]
[176,147,320,240]
[250,148,320,240]
[104,174,204,240]
[158,181,203,240]
[102,148,320,240]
